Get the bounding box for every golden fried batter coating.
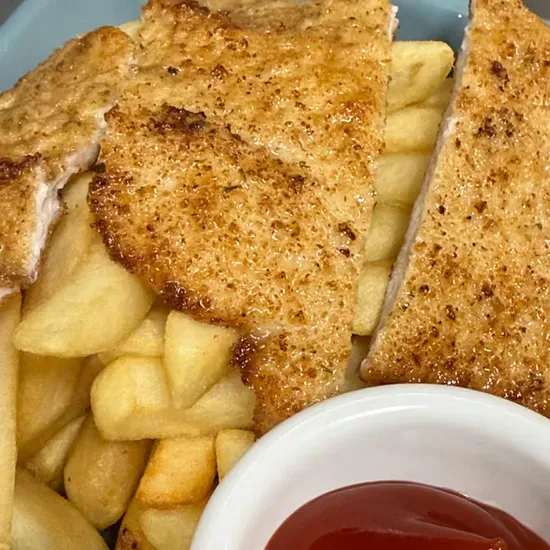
[363,0,550,418]
[91,0,392,431]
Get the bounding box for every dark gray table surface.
[0,0,22,24]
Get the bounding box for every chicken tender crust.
[0,27,133,288]
[91,0,392,431]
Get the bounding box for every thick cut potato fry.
[419,77,454,109]
[119,20,142,39]
[18,355,104,462]
[216,429,255,479]
[64,416,151,530]
[17,353,82,452]
[92,357,255,440]
[0,288,17,306]
[385,106,444,154]
[140,500,208,550]
[345,335,371,391]
[165,312,238,408]
[375,153,430,206]
[11,468,108,550]
[99,307,168,365]
[352,261,393,336]
[136,437,215,508]
[14,240,155,357]
[25,415,86,493]
[363,204,411,262]
[388,41,454,112]
[23,174,94,314]
[116,499,155,550]
[0,293,20,550]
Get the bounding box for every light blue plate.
[0,0,468,93]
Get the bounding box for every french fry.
[140,500,208,550]
[352,261,393,336]
[375,153,430,206]
[92,357,171,434]
[116,499,155,550]
[17,353,82,454]
[92,357,255,441]
[11,468,108,550]
[62,171,93,212]
[215,429,255,479]
[18,356,104,462]
[388,41,454,112]
[384,106,444,154]
[25,415,86,493]
[0,293,20,550]
[363,204,411,262]
[64,416,151,530]
[99,307,168,365]
[135,436,216,508]
[14,240,155,357]
[345,335,371,391]
[164,312,238,408]
[119,20,142,39]
[23,173,94,313]
[419,77,454,109]
[6,39,457,550]
[0,289,17,306]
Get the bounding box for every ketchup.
[266,482,549,550]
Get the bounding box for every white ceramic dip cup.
[192,384,550,549]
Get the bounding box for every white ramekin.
[192,384,550,549]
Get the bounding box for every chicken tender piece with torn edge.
[0,27,134,295]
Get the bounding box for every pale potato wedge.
[91,357,172,436]
[64,416,151,530]
[116,499,155,550]
[140,500,208,550]
[216,429,255,479]
[17,353,82,453]
[23,173,94,314]
[375,153,430,206]
[18,356,104,462]
[99,307,168,365]
[384,106,444,154]
[0,293,20,549]
[388,41,454,112]
[92,357,255,441]
[352,260,393,336]
[14,240,155,357]
[170,371,254,436]
[62,171,93,212]
[136,436,215,508]
[25,415,86,493]
[11,468,108,550]
[419,77,454,109]
[119,20,142,39]
[363,204,411,262]
[164,312,238,409]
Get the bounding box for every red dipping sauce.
[266,482,549,550]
